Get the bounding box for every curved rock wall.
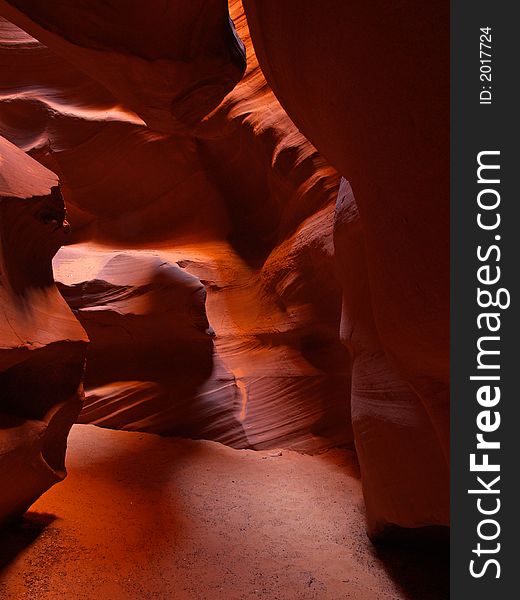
[0,0,449,538]
[0,136,87,525]
[0,0,246,133]
[0,2,352,454]
[242,0,449,536]
[334,179,448,537]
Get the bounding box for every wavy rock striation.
[0,3,351,454]
[0,0,448,539]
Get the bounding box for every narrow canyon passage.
[0,0,449,598]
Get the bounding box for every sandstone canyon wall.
[242,0,449,537]
[0,135,87,526]
[0,0,448,539]
[0,0,351,456]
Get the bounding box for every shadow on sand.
[0,512,56,572]
[375,539,449,600]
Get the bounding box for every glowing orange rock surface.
[0,0,449,538]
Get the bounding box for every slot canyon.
[0,1,449,599]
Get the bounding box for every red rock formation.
[54,248,245,444]
[335,179,448,536]
[242,0,449,535]
[0,0,449,541]
[0,136,87,525]
[0,0,246,133]
[0,4,351,453]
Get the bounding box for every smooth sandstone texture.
[54,248,241,444]
[334,180,448,536]
[0,0,449,538]
[0,0,246,133]
[0,4,351,454]
[243,0,449,535]
[0,136,88,526]
[52,240,351,452]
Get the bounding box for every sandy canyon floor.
[0,426,447,600]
